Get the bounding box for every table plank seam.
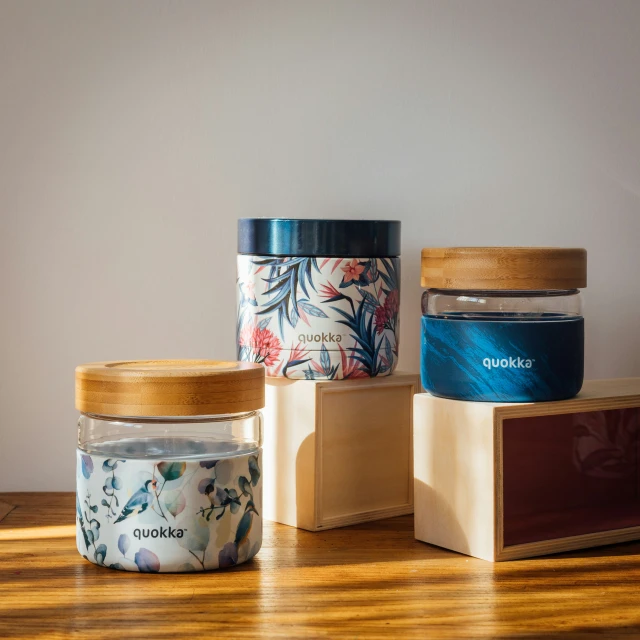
[0,500,17,523]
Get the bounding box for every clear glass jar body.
[76,411,263,573]
[78,411,263,459]
[421,289,584,402]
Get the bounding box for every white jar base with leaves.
[75,360,265,573]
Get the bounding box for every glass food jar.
[420,247,587,402]
[237,218,401,380]
[75,360,264,573]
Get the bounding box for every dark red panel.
[502,408,639,547]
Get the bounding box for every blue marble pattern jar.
[420,247,587,403]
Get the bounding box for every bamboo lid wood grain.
[75,360,265,417]
[421,247,587,290]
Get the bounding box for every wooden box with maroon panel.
[413,379,640,561]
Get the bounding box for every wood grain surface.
[420,247,587,290]
[75,360,265,416]
[2,493,640,639]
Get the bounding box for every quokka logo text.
[298,332,344,344]
[133,526,186,540]
[482,356,535,370]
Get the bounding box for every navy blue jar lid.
[238,218,401,257]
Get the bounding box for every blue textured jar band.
[421,315,584,402]
[238,218,401,257]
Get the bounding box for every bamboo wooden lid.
[421,247,587,290]
[75,360,265,417]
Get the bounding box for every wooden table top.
[1,493,640,639]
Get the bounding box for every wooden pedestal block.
[264,372,420,531]
[414,379,640,561]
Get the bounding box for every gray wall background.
[1,0,639,491]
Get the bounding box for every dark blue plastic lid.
[238,218,401,257]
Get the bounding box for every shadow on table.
[3,492,640,637]
[1,559,640,640]
[2,509,640,638]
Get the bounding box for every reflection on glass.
[503,408,639,547]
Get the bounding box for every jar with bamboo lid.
[75,360,264,572]
[420,247,587,402]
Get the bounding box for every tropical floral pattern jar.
[237,218,401,379]
[75,360,264,572]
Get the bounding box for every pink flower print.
[318,282,342,300]
[338,344,370,379]
[288,342,310,364]
[341,259,365,283]
[385,290,399,315]
[239,322,282,367]
[242,281,256,298]
[374,305,387,335]
[374,289,400,335]
[281,342,311,378]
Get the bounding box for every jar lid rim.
[421,247,587,290]
[238,218,401,257]
[75,360,265,417]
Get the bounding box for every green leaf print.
[157,461,186,482]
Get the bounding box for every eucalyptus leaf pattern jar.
[421,247,587,402]
[75,360,264,572]
[237,218,401,379]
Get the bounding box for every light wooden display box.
[414,379,640,561]
[263,372,420,531]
